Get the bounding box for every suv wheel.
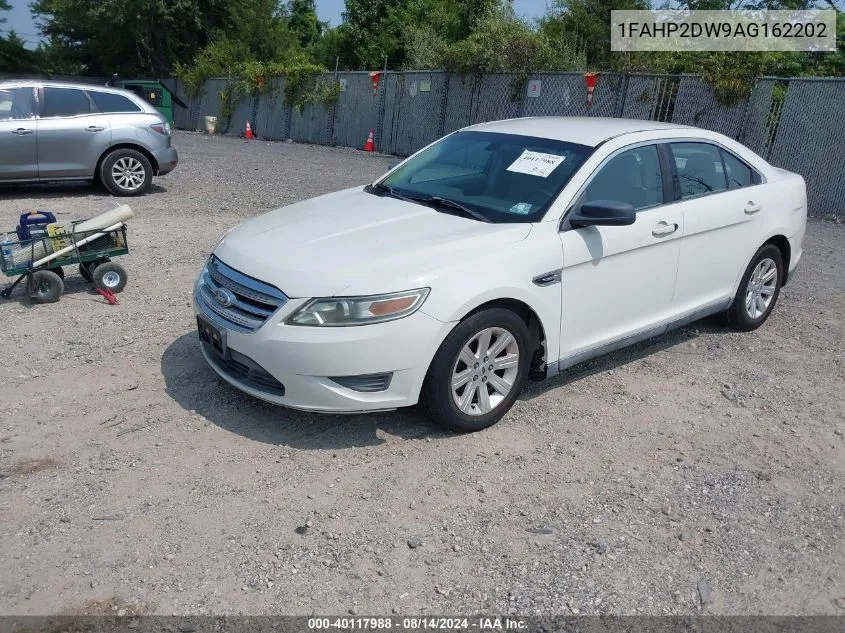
[726,244,784,331]
[421,308,530,433]
[100,149,153,196]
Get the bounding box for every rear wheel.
[92,262,128,293]
[28,270,64,304]
[100,149,153,196]
[79,258,110,283]
[420,308,530,433]
[726,244,783,331]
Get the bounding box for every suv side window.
[42,87,92,118]
[0,87,36,120]
[582,145,663,211]
[671,142,727,198]
[89,91,142,113]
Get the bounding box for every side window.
[582,145,663,211]
[89,91,142,113]
[721,149,755,189]
[671,142,727,198]
[42,88,92,118]
[0,87,36,121]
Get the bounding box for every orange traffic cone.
[245,120,254,140]
[363,130,375,152]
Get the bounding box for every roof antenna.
[106,73,118,87]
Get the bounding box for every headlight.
[286,288,430,327]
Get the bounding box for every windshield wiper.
[389,189,492,223]
[424,196,492,223]
[368,184,492,223]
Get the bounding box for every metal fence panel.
[522,73,624,118]
[228,93,256,138]
[769,79,845,219]
[619,75,662,120]
[469,74,522,125]
[289,101,332,145]
[442,75,477,135]
[255,78,289,140]
[197,79,226,128]
[738,79,777,158]
[382,71,447,156]
[333,72,381,150]
[672,76,748,139]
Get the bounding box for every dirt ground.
[0,133,843,617]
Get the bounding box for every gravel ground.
[0,132,843,617]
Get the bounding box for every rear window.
[89,91,141,113]
[42,87,91,118]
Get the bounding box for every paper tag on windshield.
[506,150,565,178]
[509,202,533,215]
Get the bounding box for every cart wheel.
[28,270,64,304]
[49,267,64,280]
[79,258,110,283]
[93,262,127,293]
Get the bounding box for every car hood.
[213,187,532,297]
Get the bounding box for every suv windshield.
[371,131,592,223]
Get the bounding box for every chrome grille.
[196,256,288,333]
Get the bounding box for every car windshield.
[371,131,593,223]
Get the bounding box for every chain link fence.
[174,72,845,218]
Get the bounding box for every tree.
[288,0,323,49]
[540,0,650,71]
[29,0,278,76]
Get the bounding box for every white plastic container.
[204,116,218,134]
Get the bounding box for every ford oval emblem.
[214,287,235,307]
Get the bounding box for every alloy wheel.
[745,257,778,319]
[112,157,146,191]
[451,326,520,416]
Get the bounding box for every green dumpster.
[120,80,174,124]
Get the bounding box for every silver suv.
[0,81,178,196]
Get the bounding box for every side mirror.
[568,200,636,228]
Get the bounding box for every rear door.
[670,141,767,315]
[36,86,112,178]
[0,85,38,180]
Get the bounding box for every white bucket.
[204,116,218,134]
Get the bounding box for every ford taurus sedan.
[0,81,178,196]
[194,117,807,432]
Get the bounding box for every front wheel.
[28,270,64,304]
[420,308,530,433]
[726,244,784,331]
[100,149,153,196]
[92,262,128,293]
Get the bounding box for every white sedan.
[194,117,807,432]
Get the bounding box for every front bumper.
[153,146,179,176]
[193,296,453,413]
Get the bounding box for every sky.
[1,0,555,48]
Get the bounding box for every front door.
[0,86,38,181]
[37,86,112,178]
[558,144,684,367]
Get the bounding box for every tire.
[49,266,64,280]
[726,244,784,332]
[420,308,531,433]
[92,262,128,293]
[79,258,110,283]
[27,270,64,304]
[99,149,153,196]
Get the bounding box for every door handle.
[744,202,761,214]
[11,128,34,136]
[85,126,105,132]
[652,222,678,237]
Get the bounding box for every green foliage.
[428,3,586,75]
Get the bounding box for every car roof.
[0,80,128,94]
[464,117,693,147]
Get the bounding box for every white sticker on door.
[506,150,565,177]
